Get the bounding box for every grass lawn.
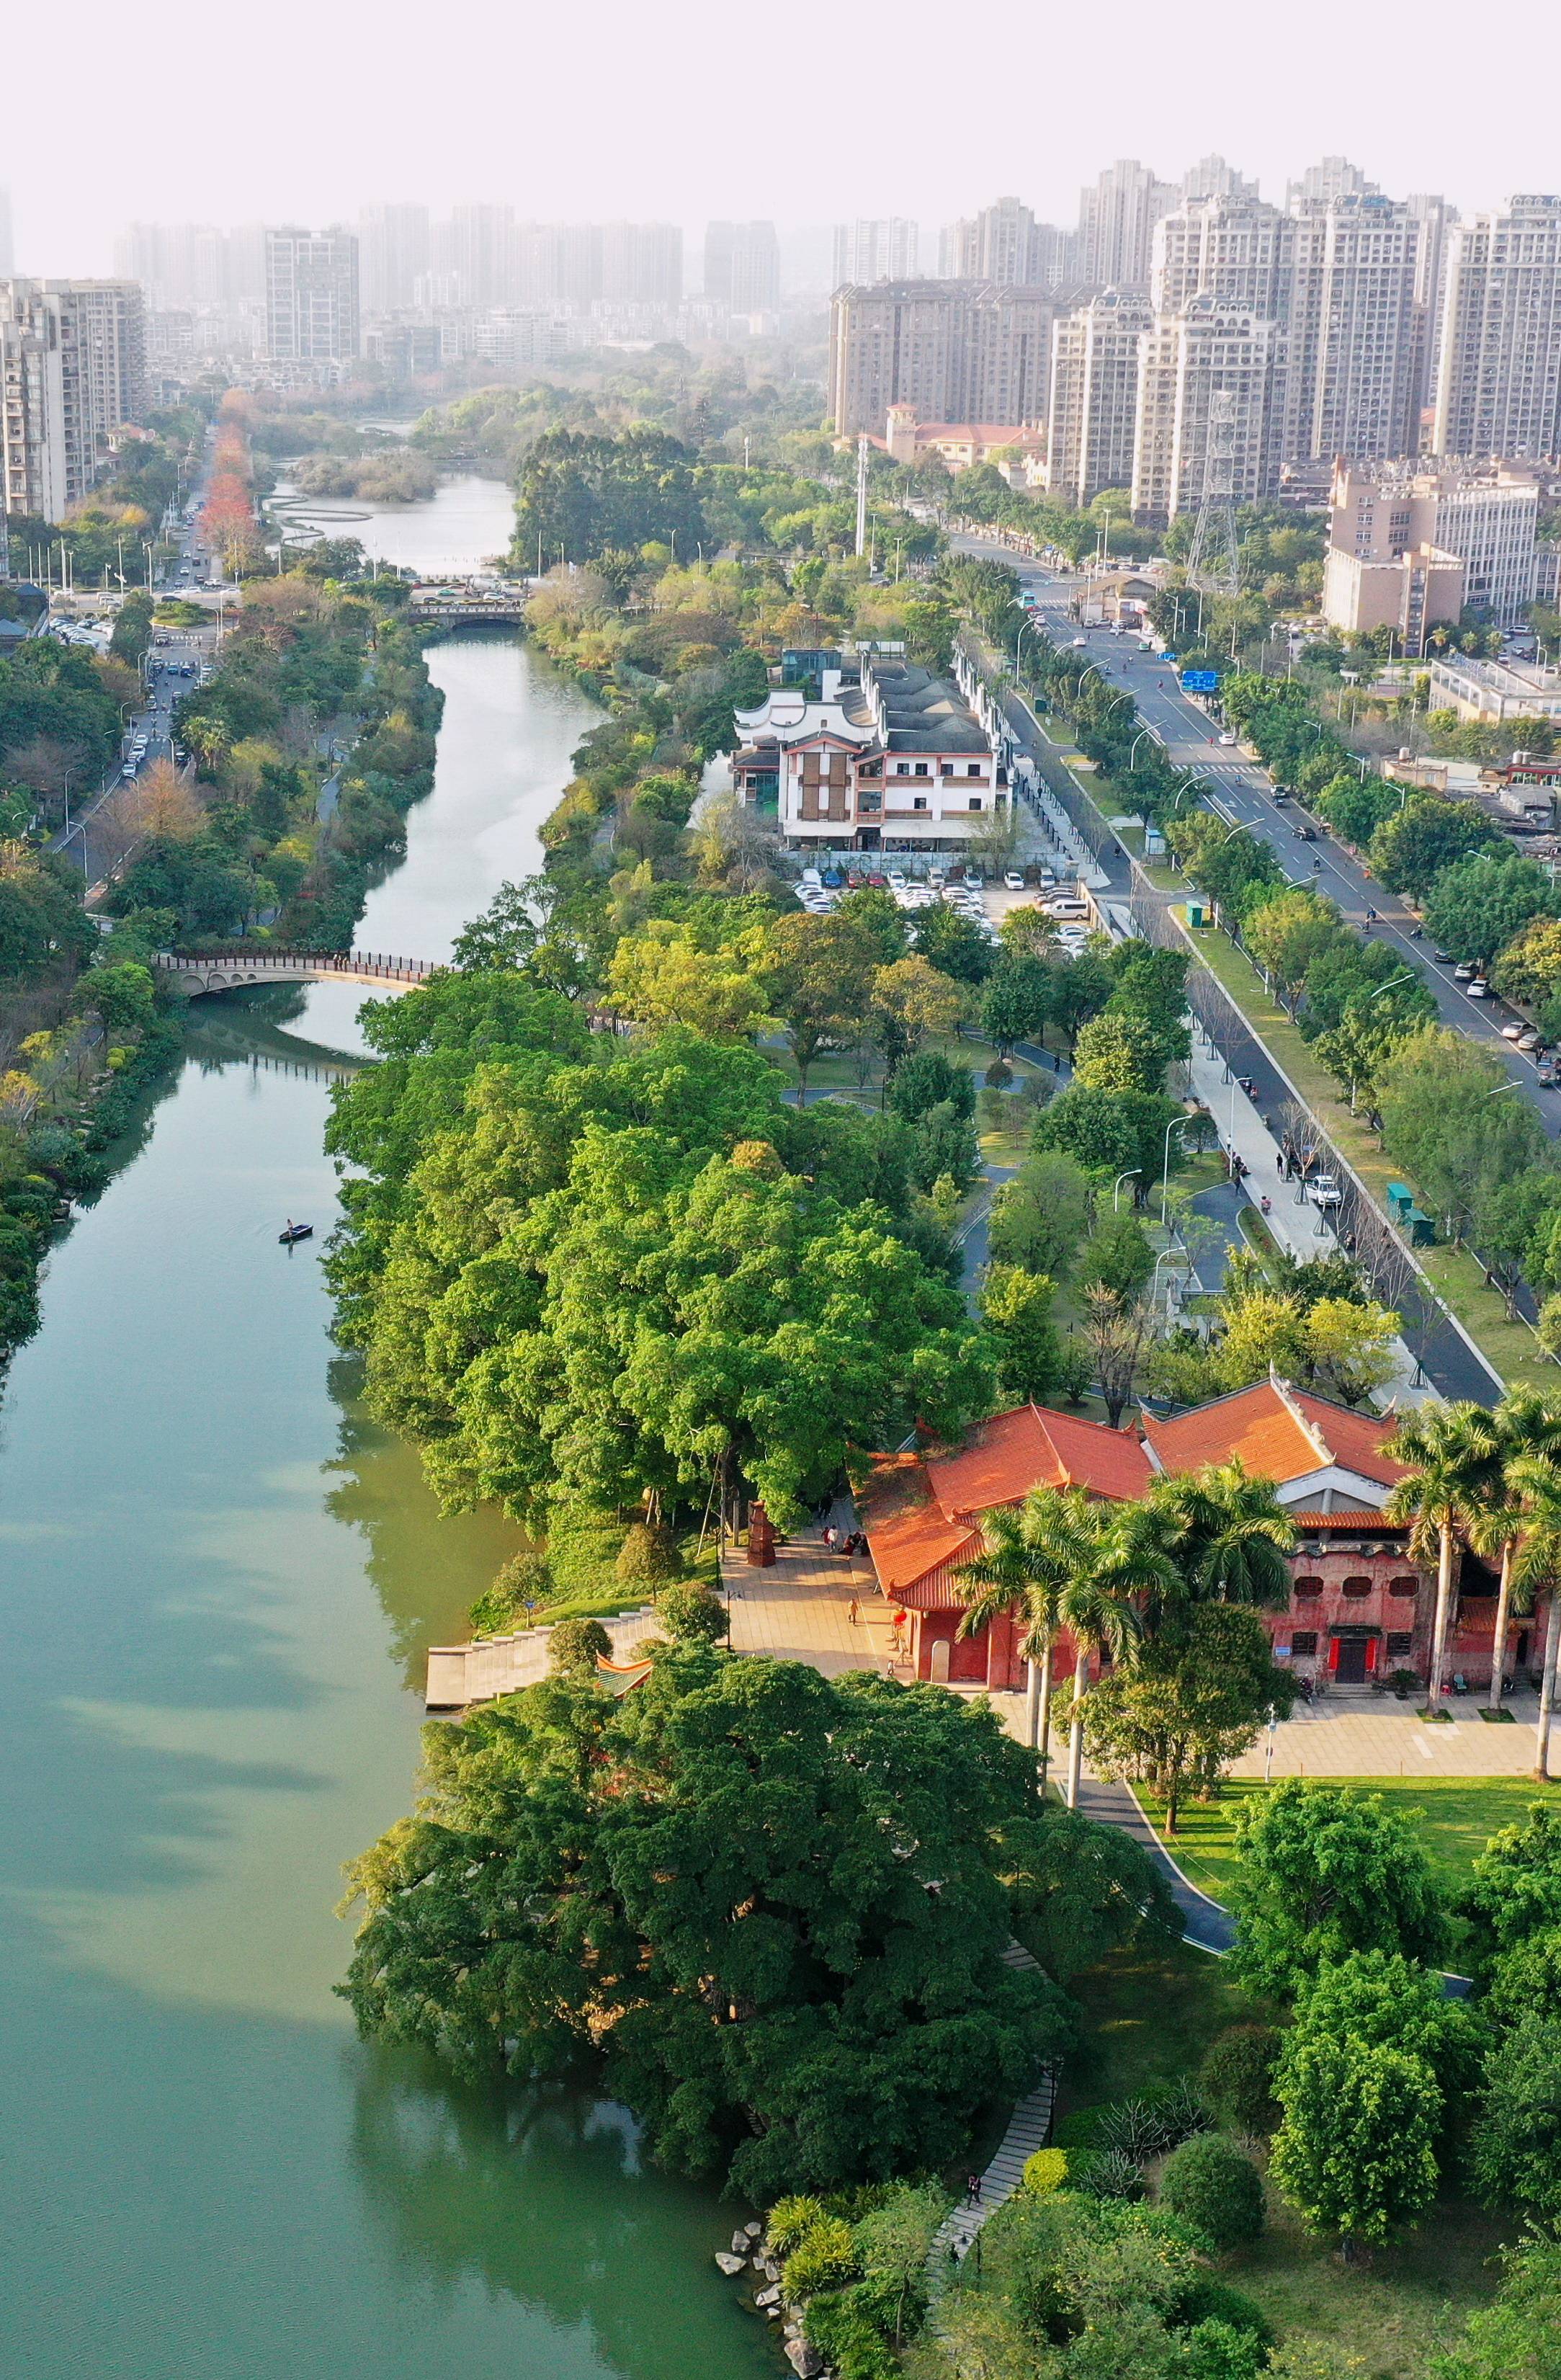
[1059,1936,1509,2375]
[1181,914,1558,1393]
[1134,1774,1561,1904]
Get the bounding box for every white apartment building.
[1,278,148,522]
[833,220,918,288]
[731,658,1003,854]
[1131,299,1282,521]
[938,198,1045,285]
[1075,159,1176,288]
[1433,197,1561,460]
[1047,290,1151,507]
[265,226,360,362]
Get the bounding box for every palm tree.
[952,1499,1066,1777]
[1060,1502,1173,1811]
[1385,1402,1502,1718]
[1141,1461,1297,1641]
[1472,1393,1561,1716]
[1506,1453,1561,1780]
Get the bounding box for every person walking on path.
[823,1524,837,1554]
[847,1595,859,1626]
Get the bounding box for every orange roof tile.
[856,1452,980,1600]
[1142,1382,1405,1490]
[925,1404,1150,1517]
[1288,1509,1403,1528]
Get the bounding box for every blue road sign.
[1181,669,1220,693]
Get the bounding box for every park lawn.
[1135,1774,1561,1903]
[1062,1938,1508,2377]
[1181,912,1555,1392]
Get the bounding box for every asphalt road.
[963,539,1561,1131]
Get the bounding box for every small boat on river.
[278,1219,314,1245]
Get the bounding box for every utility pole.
[854,433,869,560]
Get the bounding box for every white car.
[1003,871,1026,891]
[1218,731,1238,746]
[1500,1021,1526,1041]
[1309,1174,1343,1209]
[799,868,822,888]
[1467,979,1490,999]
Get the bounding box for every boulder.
[786,2343,824,2378]
[744,2220,764,2239]
[715,2253,747,2277]
[730,2230,751,2257]
[764,2260,781,2282]
[755,2285,782,2309]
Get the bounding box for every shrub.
[1180,2319,1269,2380]
[1021,2147,1068,2194]
[470,1549,552,1635]
[615,1520,679,1585]
[1072,2147,1145,2200]
[782,2214,859,2301]
[655,1582,728,1644]
[547,1615,612,1675]
[985,1058,1014,1090]
[766,2195,827,2260]
[1160,2133,1266,2250]
[1052,2105,1105,2152]
[801,2291,898,2380]
[1096,2082,1209,2162]
[1173,2278,1274,2350]
[1199,2025,1282,2138]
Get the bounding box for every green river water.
[0,481,773,2379]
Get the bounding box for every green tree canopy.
[1227,1780,1447,1997]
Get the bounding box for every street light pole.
[1112,1167,1141,1212]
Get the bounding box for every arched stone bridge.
[156,949,436,997]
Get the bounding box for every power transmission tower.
[1186,388,1241,600]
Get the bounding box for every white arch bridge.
[156,949,437,998]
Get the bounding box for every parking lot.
[793,863,1091,949]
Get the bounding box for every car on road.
[1520,1030,1543,1051]
[1454,962,1475,981]
[1309,1173,1342,1208]
[1501,1020,1526,1040]
[1294,825,1317,841]
[1433,949,1453,965]
[1071,636,1088,649]
[1271,789,1291,803]
[1468,979,1490,998]
[1540,1063,1558,1087]
[1217,731,1238,746]
[1003,871,1025,890]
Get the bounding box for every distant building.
[732,654,1005,855]
[1323,458,1543,642]
[882,407,1045,478]
[472,308,566,370]
[364,320,447,375]
[833,218,918,289]
[829,280,1065,434]
[703,221,780,316]
[0,187,14,277]
[358,204,431,315]
[1075,159,1176,288]
[264,226,360,362]
[1433,197,1561,460]
[937,197,1058,286]
[450,203,516,308]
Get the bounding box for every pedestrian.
[823,1524,837,1554]
[848,1596,859,1626]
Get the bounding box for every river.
[0,476,772,2380]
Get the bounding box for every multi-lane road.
[963,539,1561,1135]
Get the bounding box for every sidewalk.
[1183,1023,1436,1409]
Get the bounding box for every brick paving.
[724,1519,904,1677]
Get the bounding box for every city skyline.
[5,0,1560,275]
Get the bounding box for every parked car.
[1310,1173,1343,1209]
[1003,870,1026,891]
[1519,1030,1542,1051]
[1454,962,1475,981]
[1218,731,1237,746]
[1539,1062,1558,1087]
[1501,1020,1526,1040]
[1468,979,1490,998]
[1433,949,1453,965]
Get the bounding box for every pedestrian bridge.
[156,948,437,997]
[406,578,528,626]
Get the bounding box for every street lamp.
[1129,726,1158,770]
[1160,1115,1194,1226]
[1112,1167,1141,1212]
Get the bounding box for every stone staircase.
[926,1940,1057,2286]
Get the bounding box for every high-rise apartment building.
[1047,290,1152,506]
[1130,298,1282,521]
[0,188,14,277]
[1,278,147,522]
[264,227,360,362]
[832,219,918,289]
[1433,196,1561,461]
[1285,156,1378,212]
[1075,159,1176,288]
[938,197,1047,285]
[828,281,1058,434]
[601,222,682,308]
[451,203,516,308]
[359,205,431,315]
[1178,154,1260,205]
[704,221,781,316]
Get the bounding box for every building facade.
[264,226,360,362]
[1428,652,1561,724]
[858,1381,1545,1697]
[732,655,1004,855]
[703,220,780,316]
[1075,159,1176,288]
[833,219,918,288]
[1323,458,1546,640]
[1047,290,1151,507]
[1,277,147,522]
[829,280,1062,434]
[1433,197,1561,460]
[1130,298,1282,521]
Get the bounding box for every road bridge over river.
[406,577,528,626]
[156,949,436,997]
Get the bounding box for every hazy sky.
[9,0,1561,272]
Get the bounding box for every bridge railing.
[156,948,437,984]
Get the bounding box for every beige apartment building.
[1,277,148,523]
[1046,290,1151,506]
[1433,197,1561,460]
[828,280,1064,434]
[1323,458,1543,642]
[1130,298,1282,521]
